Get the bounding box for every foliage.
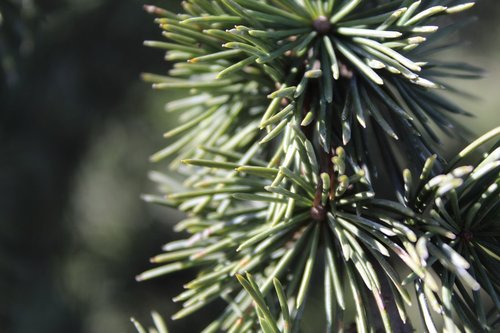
[402,129,500,332]
[137,1,499,332]
[132,312,170,333]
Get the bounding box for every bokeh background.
[0,1,498,332]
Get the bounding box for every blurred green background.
[0,1,498,332]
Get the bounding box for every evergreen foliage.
[137,1,499,332]
[132,311,170,333]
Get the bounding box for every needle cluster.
[137,1,499,332]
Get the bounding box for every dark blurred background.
[0,1,498,332]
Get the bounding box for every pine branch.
[136,1,499,332]
[401,127,500,332]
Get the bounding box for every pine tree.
[136,1,499,332]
